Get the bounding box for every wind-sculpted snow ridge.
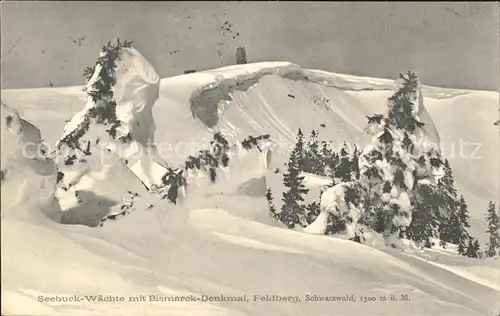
[49,53,282,226]
[52,43,171,225]
[130,132,275,224]
[162,63,443,241]
[56,43,167,185]
[97,129,274,225]
[153,62,495,242]
[190,62,308,128]
[304,69,473,99]
[169,62,440,159]
[1,102,62,223]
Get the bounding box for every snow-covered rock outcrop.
[1,102,61,223]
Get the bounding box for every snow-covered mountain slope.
[155,62,497,241]
[2,61,499,316]
[2,183,500,316]
[2,62,498,238]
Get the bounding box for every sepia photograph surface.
[1,2,499,316]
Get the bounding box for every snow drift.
[52,46,172,224]
[56,46,168,188]
[1,102,61,223]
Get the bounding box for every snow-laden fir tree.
[433,162,473,254]
[306,201,321,225]
[305,191,322,225]
[485,201,500,257]
[357,71,444,242]
[473,239,482,258]
[437,159,460,246]
[303,129,324,175]
[183,132,232,184]
[57,39,134,166]
[161,168,187,204]
[407,152,460,248]
[457,238,466,256]
[465,238,475,258]
[325,213,346,236]
[335,142,357,183]
[295,128,307,171]
[351,145,361,180]
[321,140,338,180]
[281,129,309,228]
[266,187,280,220]
[406,183,441,247]
[302,71,449,245]
[456,195,472,253]
[465,237,481,258]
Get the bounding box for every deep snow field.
[1,56,499,316]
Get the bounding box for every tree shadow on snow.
[61,191,117,227]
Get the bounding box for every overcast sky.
[1,2,499,91]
